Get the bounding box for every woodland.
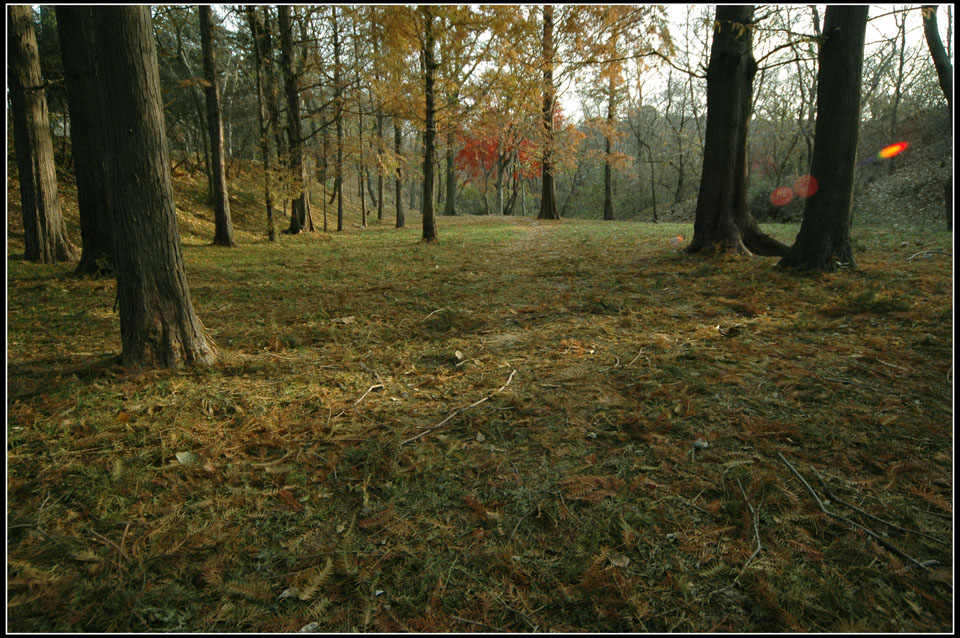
[6,4,955,632]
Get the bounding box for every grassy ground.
[6,166,954,632]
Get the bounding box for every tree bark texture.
[199,6,236,247]
[56,6,114,274]
[92,6,216,368]
[686,5,788,257]
[538,5,560,220]
[278,5,311,233]
[603,65,616,221]
[394,119,405,228]
[333,7,345,232]
[921,5,953,230]
[9,5,78,263]
[244,5,276,241]
[779,5,868,271]
[421,8,439,241]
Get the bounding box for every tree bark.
[56,6,114,274]
[779,5,868,271]
[686,5,788,257]
[92,5,217,368]
[538,5,560,220]
[394,119,405,228]
[603,63,616,221]
[245,5,276,241]
[278,5,311,234]
[333,7,345,232]
[921,5,953,230]
[199,6,236,247]
[9,5,78,263]
[421,7,439,241]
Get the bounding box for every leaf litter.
[7,192,953,631]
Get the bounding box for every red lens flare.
[878,142,909,159]
[793,175,819,198]
[769,186,794,207]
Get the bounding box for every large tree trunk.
[421,8,438,241]
[603,62,616,221]
[9,5,78,264]
[245,5,276,241]
[686,5,788,257]
[199,6,236,247]
[921,5,953,230]
[92,6,216,368]
[333,7,345,232]
[394,119,405,228]
[538,5,560,220]
[779,6,868,271]
[278,6,311,234]
[56,6,114,274]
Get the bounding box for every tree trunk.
[244,5,276,241]
[603,66,616,221]
[91,5,216,368]
[538,5,560,220]
[686,5,788,257]
[333,7,345,232]
[9,5,78,263]
[56,6,114,274]
[199,6,236,247]
[421,8,438,241]
[394,118,405,228]
[279,5,310,234]
[921,5,953,230]
[444,130,457,215]
[779,5,868,271]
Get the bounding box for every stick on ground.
[400,370,517,446]
[777,453,931,571]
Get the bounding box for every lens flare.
[770,186,794,207]
[878,142,909,159]
[793,175,818,198]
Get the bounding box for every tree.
[394,118,405,228]
[421,6,439,241]
[921,5,953,230]
[244,4,276,241]
[685,5,788,256]
[778,5,869,271]
[278,5,312,234]
[8,5,79,263]
[91,5,217,368]
[199,5,236,247]
[538,5,560,220]
[55,6,114,275]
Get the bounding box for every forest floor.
[6,165,955,632]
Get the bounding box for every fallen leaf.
[175,451,200,466]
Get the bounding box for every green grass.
[7,165,954,632]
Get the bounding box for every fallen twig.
[777,453,930,571]
[906,250,951,261]
[810,468,950,548]
[354,383,384,406]
[450,615,507,632]
[400,370,517,446]
[735,478,762,575]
